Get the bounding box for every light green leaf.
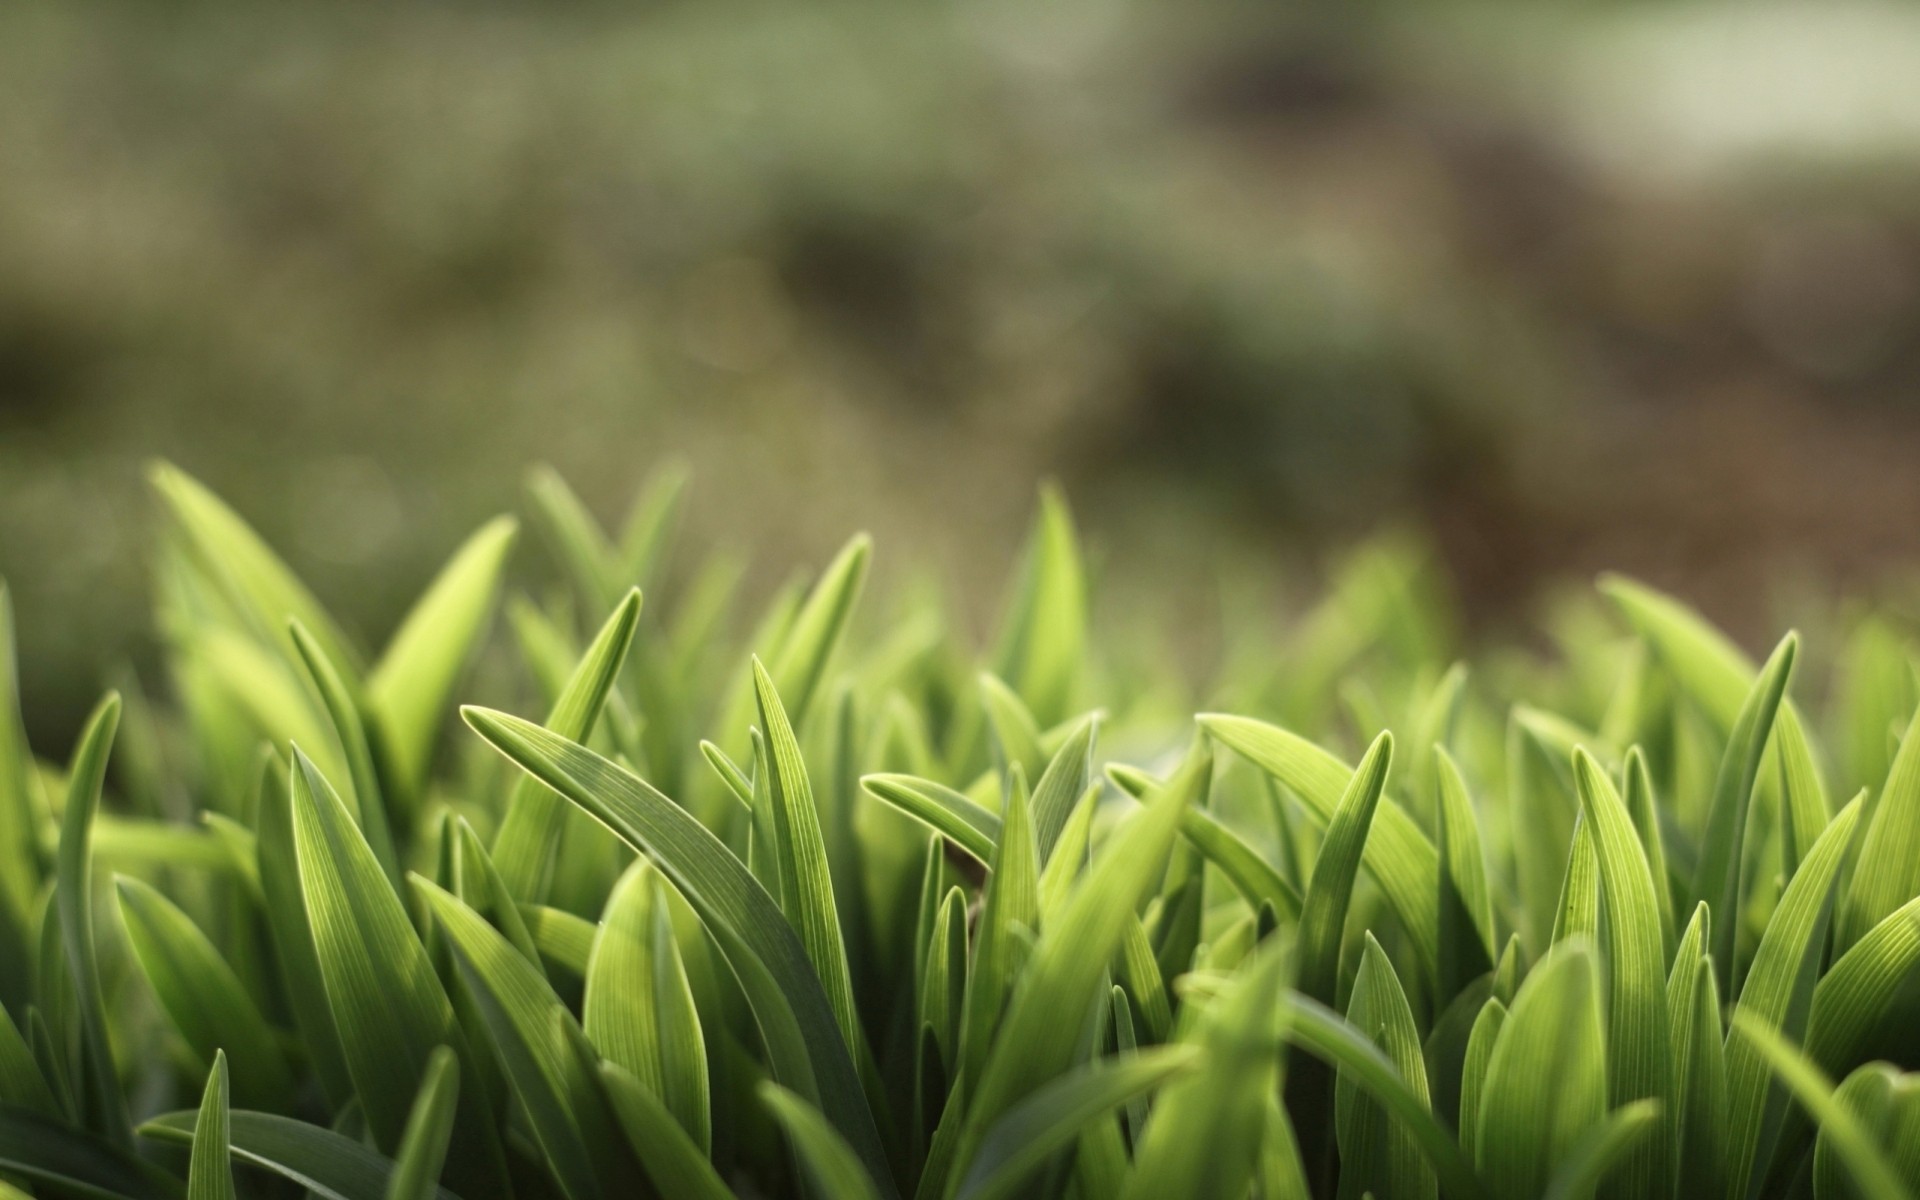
[254,760,352,1106]
[187,1052,236,1200]
[56,693,130,1147]
[1843,698,1920,952]
[861,775,999,865]
[960,758,1041,1086]
[289,621,402,895]
[525,465,621,614]
[1667,907,1727,1199]
[769,534,871,729]
[1297,732,1394,1006]
[1540,1100,1661,1200]
[1457,997,1506,1166]
[1434,747,1494,999]
[1028,715,1095,865]
[386,1047,458,1200]
[600,1063,733,1200]
[761,1081,887,1200]
[991,485,1085,729]
[1335,934,1436,1200]
[368,516,518,798]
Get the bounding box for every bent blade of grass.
[1814,1065,1904,1200]
[761,1082,887,1200]
[187,1052,235,1200]
[1570,747,1670,1199]
[1806,894,1920,1094]
[1540,1100,1661,1200]
[1724,796,1862,1200]
[1729,1013,1913,1200]
[861,774,999,865]
[56,694,130,1147]
[142,1109,458,1200]
[600,1063,733,1200]
[493,589,642,903]
[1842,698,1920,952]
[460,707,893,1195]
[385,1047,458,1200]
[290,621,403,895]
[1297,732,1394,1006]
[368,516,517,801]
[1200,714,1439,981]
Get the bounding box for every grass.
[2,463,1920,1199]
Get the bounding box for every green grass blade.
[1814,1065,1905,1200]
[600,1063,733,1200]
[525,466,620,614]
[459,706,893,1194]
[1434,747,1494,999]
[1458,997,1506,1167]
[1600,574,1754,731]
[1724,797,1862,1200]
[1729,1014,1913,1200]
[0,1005,58,1118]
[1809,893,1920,1081]
[1334,934,1436,1200]
[1776,706,1832,878]
[770,534,871,729]
[991,485,1085,730]
[1540,1100,1661,1200]
[1028,715,1094,865]
[1667,910,1727,1199]
[1,1106,174,1200]
[142,1109,457,1200]
[493,589,642,903]
[960,757,1041,1086]
[1297,732,1394,1005]
[115,876,293,1110]
[1201,714,1438,980]
[56,693,130,1147]
[861,775,999,865]
[187,1052,236,1200]
[368,517,517,798]
[761,1081,887,1200]
[978,674,1044,785]
[1475,940,1606,1200]
[1038,785,1098,921]
[1570,747,1670,1199]
[0,584,39,1016]
[1842,699,1920,952]
[385,1047,458,1200]
[290,621,403,895]
[1693,634,1798,993]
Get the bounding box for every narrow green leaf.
[1667,908,1727,1199]
[600,1063,733,1200]
[1457,997,1506,1166]
[978,674,1044,786]
[187,1052,235,1200]
[961,759,1041,1086]
[56,693,130,1147]
[1540,1100,1661,1200]
[115,876,293,1110]
[369,516,518,798]
[0,1004,57,1118]
[1434,747,1494,999]
[761,1082,886,1200]
[1620,748,1676,960]
[860,775,998,865]
[1843,698,1920,952]
[1335,934,1436,1200]
[991,485,1085,729]
[1570,747,1670,1199]
[1,1105,173,1200]
[770,534,871,729]
[1038,785,1098,921]
[386,1047,459,1200]
[1028,715,1095,865]
[1600,574,1754,731]
[525,466,620,614]
[289,621,402,895]
[520,904,597,977]
[142,1108,456,1200]
[0,583,39,1015]
[493,589,642,903]
[1297,732,1394,1005]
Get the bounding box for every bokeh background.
[9,0,1920,743]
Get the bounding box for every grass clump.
[3,462,1920,1199]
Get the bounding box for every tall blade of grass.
[460,707,893,1193]
[142,1109,458,1200]
[1434,747,1494,1000]
[115,876,293,1110]
[1841,700,1920,953]
[1775,707,1832,878]
[920,887,968,1075]
[1620,749,1676,960]
[1475,940,1606,1200]
[368,516,517,800]
[1600,575,1754,731]
[954,1046,1198,1200]
[187,1052,236,1200]
[1038,785,1099,922]
[1729,1014,1912,1200]
[960,756,1040,1086]
[288,752,503,1195]
[1724,797,1862,1200]
[385,1047,458,1200]
[978,675,1044,785]
[1457,997,1507,1166]
[1809,894,1920,1074]
[150,462,359,672]
[1667,906,1727,1199]
[493,590,642,903]
[1570,747,1670,1199]
[1813,1064,1905,1200]
[1200,715,1438,980]
[770,534,871,730]
[56,694,130,1147]
[583,862,710,1152]
[761,1082,887,1200]
[1119,946,1289,1200]
[1539,1101,1660,1200]
[991,485,1085,730]
[1335,935,1436,1200]
[0,584,38,1017]
[600,1062,732,1200]
[290,622,403,896]
[1259,1094,1313,1200]
[1297,732,1394,1005]
[1028,715,1094,865]
[525,466,620,614]
[1693,634,1798,994]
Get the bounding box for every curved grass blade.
[1843,699,1920,952]
[520,904,597,976]
[991,485,1085,730]
[56,694,130,1147]
[142,1109,457,1200]
[493,590,642,903]
[1667,909,1727,1199]
[1570,747,1670,1199]
[115,876,293,1110]
[368,516,518,796]
[1814,1064,1910,1200]
[1729,1013,1911,1200]
[1810,894,1920,1074]
[290,621,402,895]
[761,1081,887,1200]
[386,1047,458,1200]
[525,466,620,614]
[1457,997,1506,1166]
[770,534,871,729]
[1600,574,1754,731]
[960,760,1041,1086]
[1434,747,1494,999]
[1200,714,1438,980]
[1540,1100,1660,1200]
[978,674,1043,786]
[1620,748,1675,959]
[1724,796,1863,1200]
[460,707,893,1194]
[187,1053,235,1200]
[1297,732,1394,1005]
[1334,935,1436,1200]
[1028,715,1095,865]
[600,1063,732,1200]
[1,1105,175,1200]
[861,775,998,865]
[254,760,352,1106]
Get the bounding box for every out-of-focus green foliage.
[4,463,1920,1196]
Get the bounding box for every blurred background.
[8,0,1920,743]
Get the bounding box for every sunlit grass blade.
[1296,732,1393,1006]
[1027,715,1094,865]
[0,583,38,1016]
[1723,796,1862,1200]
[1434,747,1494,999]
[290,621,402,894]
[978,674,1044,785]
[459,707,893,1193]
[1458,997,1506,1166]
[368,516,517,800]
[1570,747,1670,1199]
[142,1108,457,1200]
[769,534,871,729]
[1335,935,1436,1200]
[860,774,998,866]
[492,589,642,903]
[1842,700,1920,953]
[1619,748,1675,959]
[991,485,1086,730]
[55,693,130,1147]
[960,757,1040,1086]
[1808,893,1920,1085]
[1693,634,1797,994]
[386,1047,458,1200]
[1667,907,1727,1199]
[1600,574,1754,731]
[1200,714,1438,980]
[115,876,293,1110]
[1729,1013,1912,1200]
[1539,1100,1660,1200]
[187,1052,236,1200]
[1775,706,1832,877]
